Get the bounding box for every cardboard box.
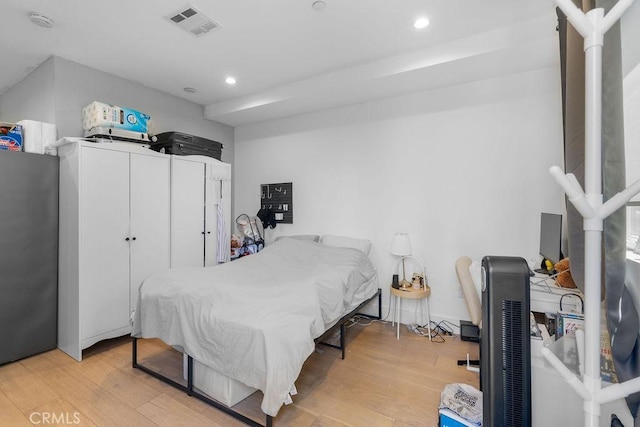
[0,122,23,151]
[556,311,584,338]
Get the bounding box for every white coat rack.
[541,0,640,426]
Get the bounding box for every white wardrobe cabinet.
[58,139,170,361]
[170,155,231,268]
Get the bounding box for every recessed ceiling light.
[312,1,327,11]
[29,12,55,29]
[414,17,430,29]
[183,87,197,93]
[225,77,236,85]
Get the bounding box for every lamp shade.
[390,233,412,257]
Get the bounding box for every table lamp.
[390,233,412,288]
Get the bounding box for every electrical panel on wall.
[261,182,292,224]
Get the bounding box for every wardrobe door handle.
[207,231,211,234]
[132,237,137,241]
[125,237,130,241]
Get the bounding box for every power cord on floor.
[406,323,431,338]
[351,314,469,346]
[436,320,459,336]
[344,286,399,328]
[421,320,460,343]
[346,301,465,347]
[348,314,390,328]
[425,321,447,343]
[403,320,445,342]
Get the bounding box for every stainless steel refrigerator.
[0,150,58,365]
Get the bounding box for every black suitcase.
[150,131,223,160]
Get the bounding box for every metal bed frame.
[132,288,382,427]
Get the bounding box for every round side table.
[390,285,431,340]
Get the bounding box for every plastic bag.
[439,383,482,426]
[235,214,264,257]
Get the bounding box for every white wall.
[234,67,566,325]
[0,58,56,124]
[621,0,640,77]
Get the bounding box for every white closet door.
[79,147,130,340]
[171,157,205,267]
[129,153,171,313]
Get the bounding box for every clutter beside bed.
[232,214,265,259]
[233,205,312,259]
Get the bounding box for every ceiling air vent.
[166,5,220,37]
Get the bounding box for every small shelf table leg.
[391,294,396,328]
[396,296,401,340]
[424,297,431,341]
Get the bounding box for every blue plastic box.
[0,123,23,151]
[439,409,477,427]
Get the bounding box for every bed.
[131,236,380,426]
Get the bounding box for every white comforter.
[132,238,378,416]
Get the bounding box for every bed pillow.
[274,234,320,243]
[320,235,372,255]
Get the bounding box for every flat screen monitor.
[539,212,563,266]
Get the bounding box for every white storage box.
[182,354,257,407]
[17,120,57,155]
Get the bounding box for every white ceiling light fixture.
[413,17,430,29]
[225,76,236,85]
[312,1,327,12]
[166,5,221,37]
[29,12,55,29]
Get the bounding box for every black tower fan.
[480,256,532,427]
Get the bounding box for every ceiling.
[1,0,560,127]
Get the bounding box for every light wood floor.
[0,321,479,426]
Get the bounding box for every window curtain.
[559,0,640,420]
[558,2,588,296]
